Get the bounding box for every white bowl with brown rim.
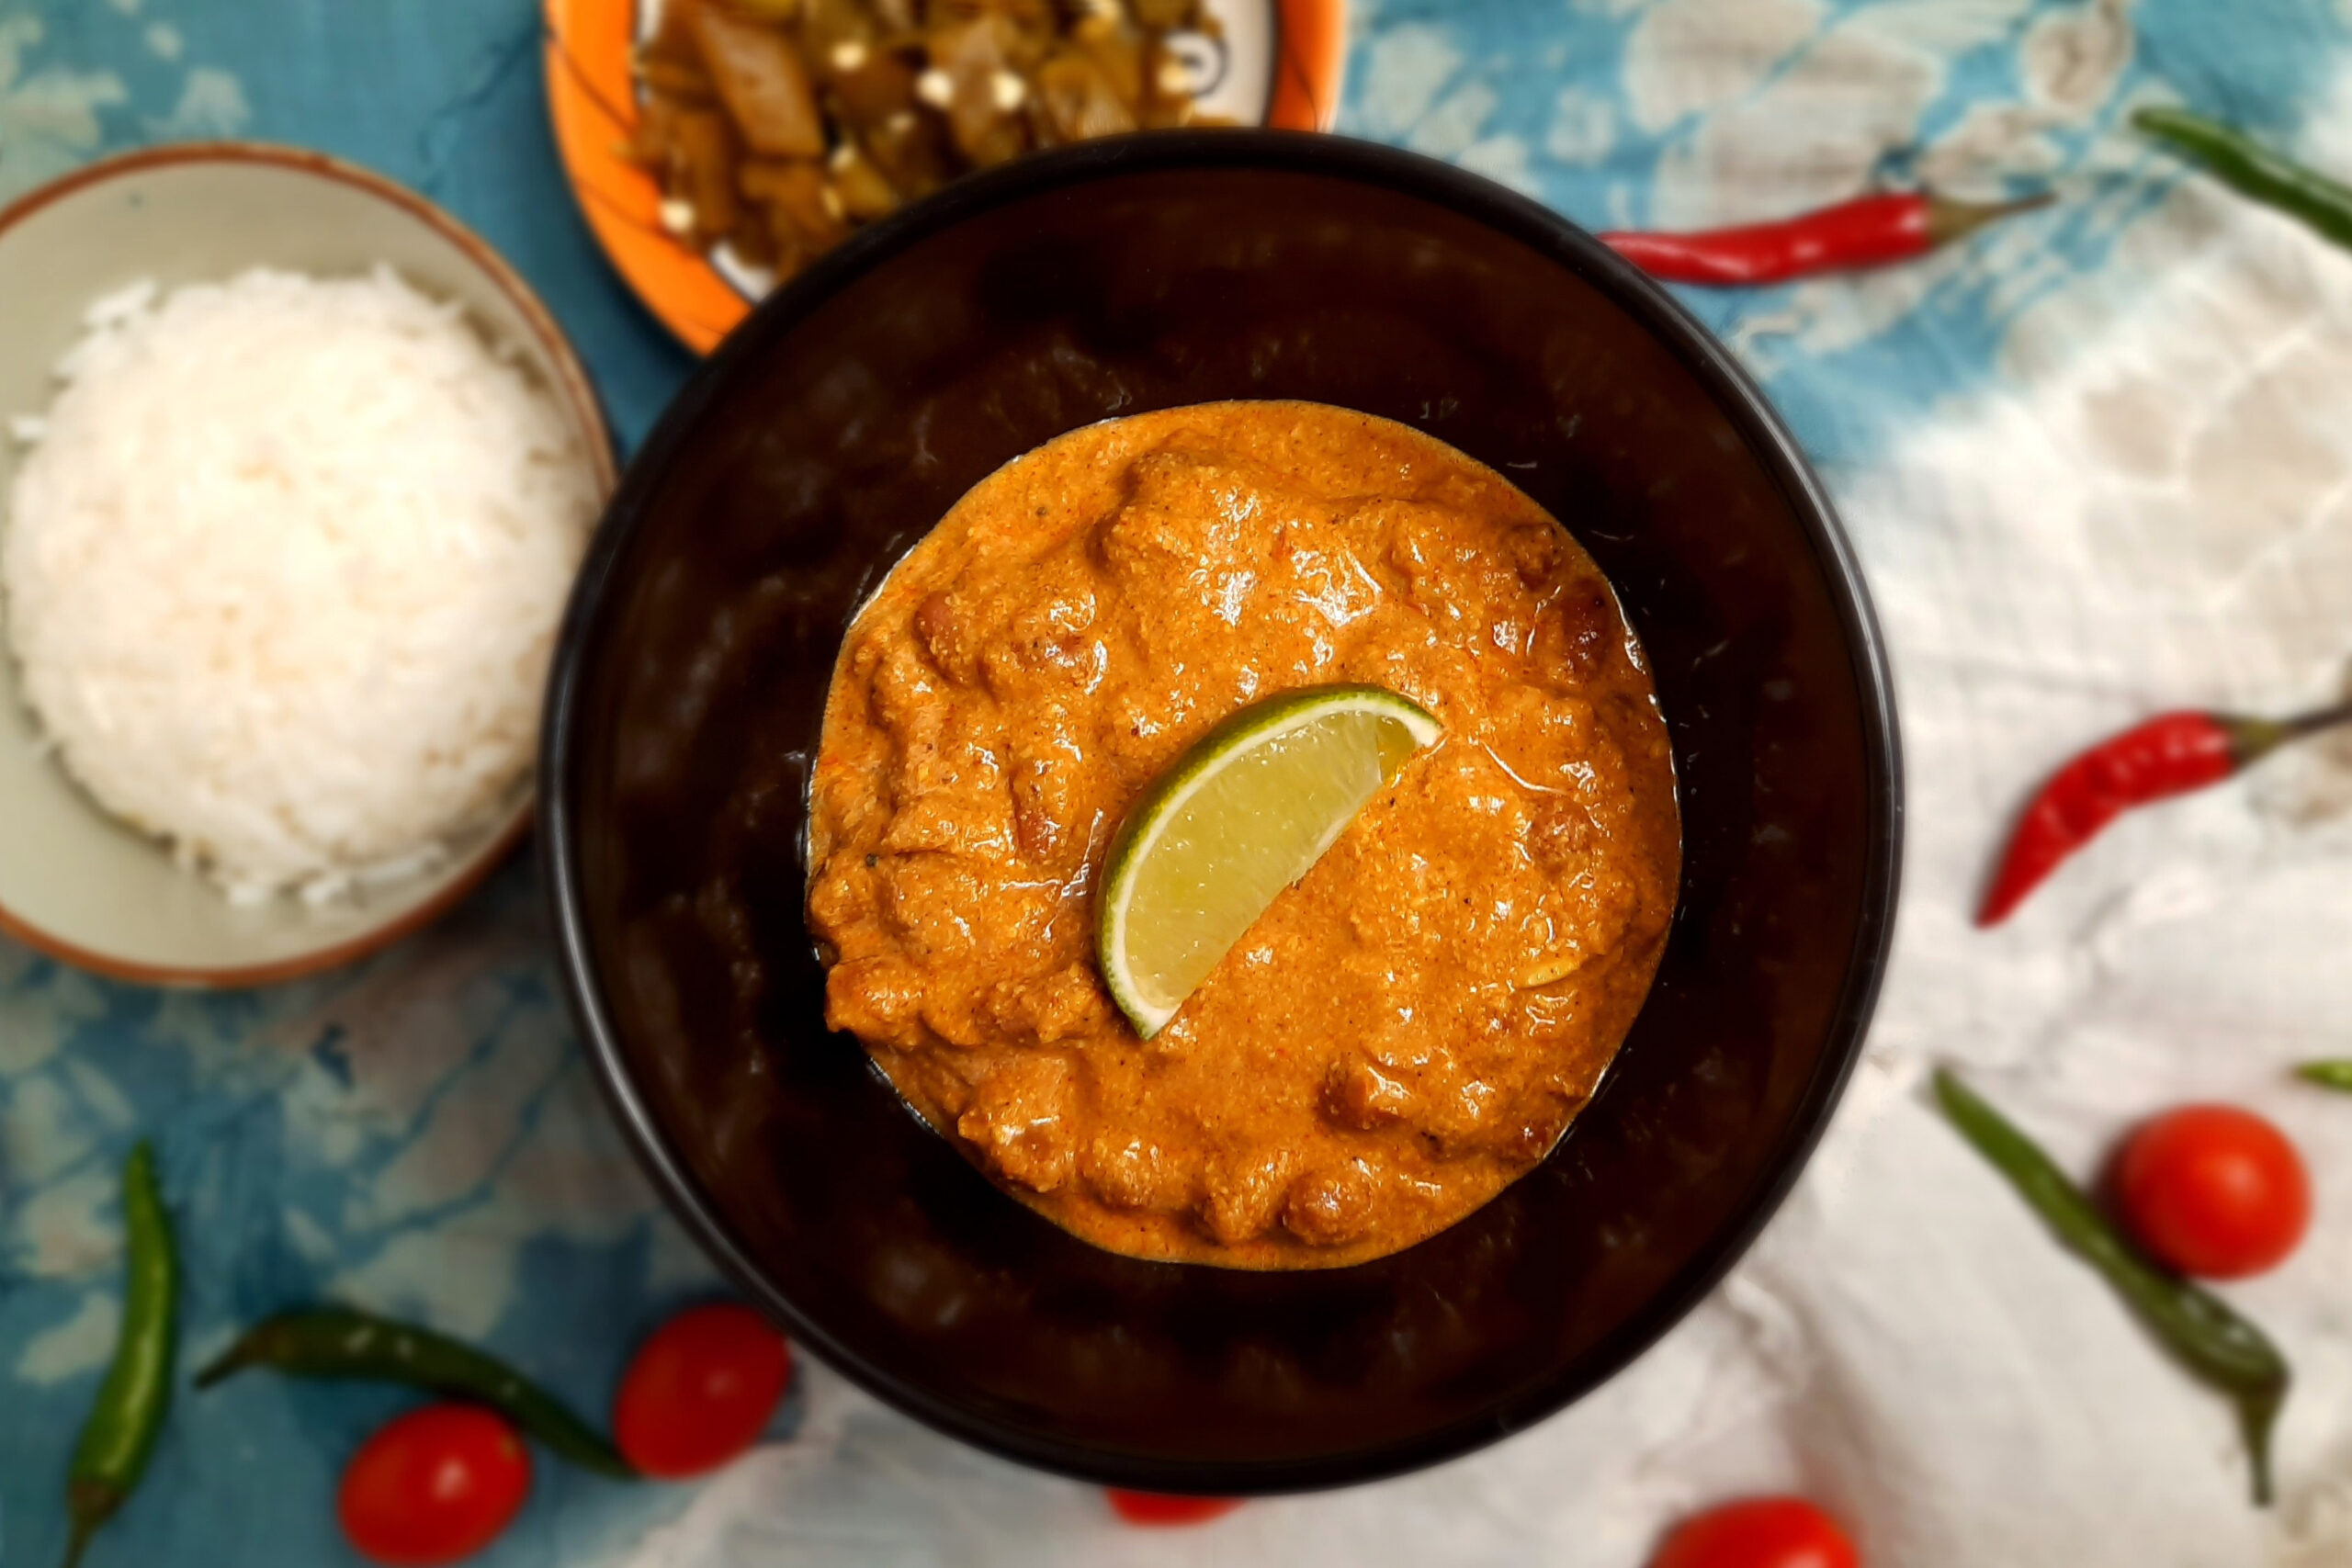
[0,141,616,987]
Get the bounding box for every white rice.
[1,266,600,905]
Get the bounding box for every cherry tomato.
[2115,1104,2311,1279]
[338,1404,531,1567]
[1650,1496,1859,1568]
[613,1303,794,1478]
[1106,1490,1243,1527]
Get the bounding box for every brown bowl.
[0,142,615,987]
[544,131,1902,1492]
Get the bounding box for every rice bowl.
[0,142,614,983]
[3,266,599,905]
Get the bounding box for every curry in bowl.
[548,132,1900,1483]
[808,400,1679,1268]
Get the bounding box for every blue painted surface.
[1,1,2346,1563]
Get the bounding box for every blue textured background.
[4,1,2347,1563]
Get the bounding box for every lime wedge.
[1096,684,1442,1039]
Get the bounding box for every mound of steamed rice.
[1,267,600,905]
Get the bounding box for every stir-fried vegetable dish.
[628,0,1224,281]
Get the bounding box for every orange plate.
[543,0,1347,355]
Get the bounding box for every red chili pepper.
[1978,701,2352,926]
[1106,1490,1242,1527]
[1600,190,2050,286]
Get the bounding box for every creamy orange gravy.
[808,402,1679,1269]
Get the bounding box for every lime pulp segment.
[1097,685,1440,1038]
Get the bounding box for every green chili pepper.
[2134,106,2352,253]
[1932,1068,2288,1506]
[195,1305,636,1480]
[2295,1060,2352,1092]
[61,1142,177,1568]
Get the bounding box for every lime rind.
[1096,684,1441,1039]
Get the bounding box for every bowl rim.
[542,129,1905,1492]
[0,139,618,988]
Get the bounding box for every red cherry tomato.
[614,1303,794,1478]
[2115,1104,2311,1279]
[338,1404,531,1567]
[1106,1490,1242,1527]
[1650,1496,1859,1568]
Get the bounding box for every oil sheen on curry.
[808,402,1679,1269]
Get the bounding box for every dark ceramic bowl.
[544,131,1901,1494]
